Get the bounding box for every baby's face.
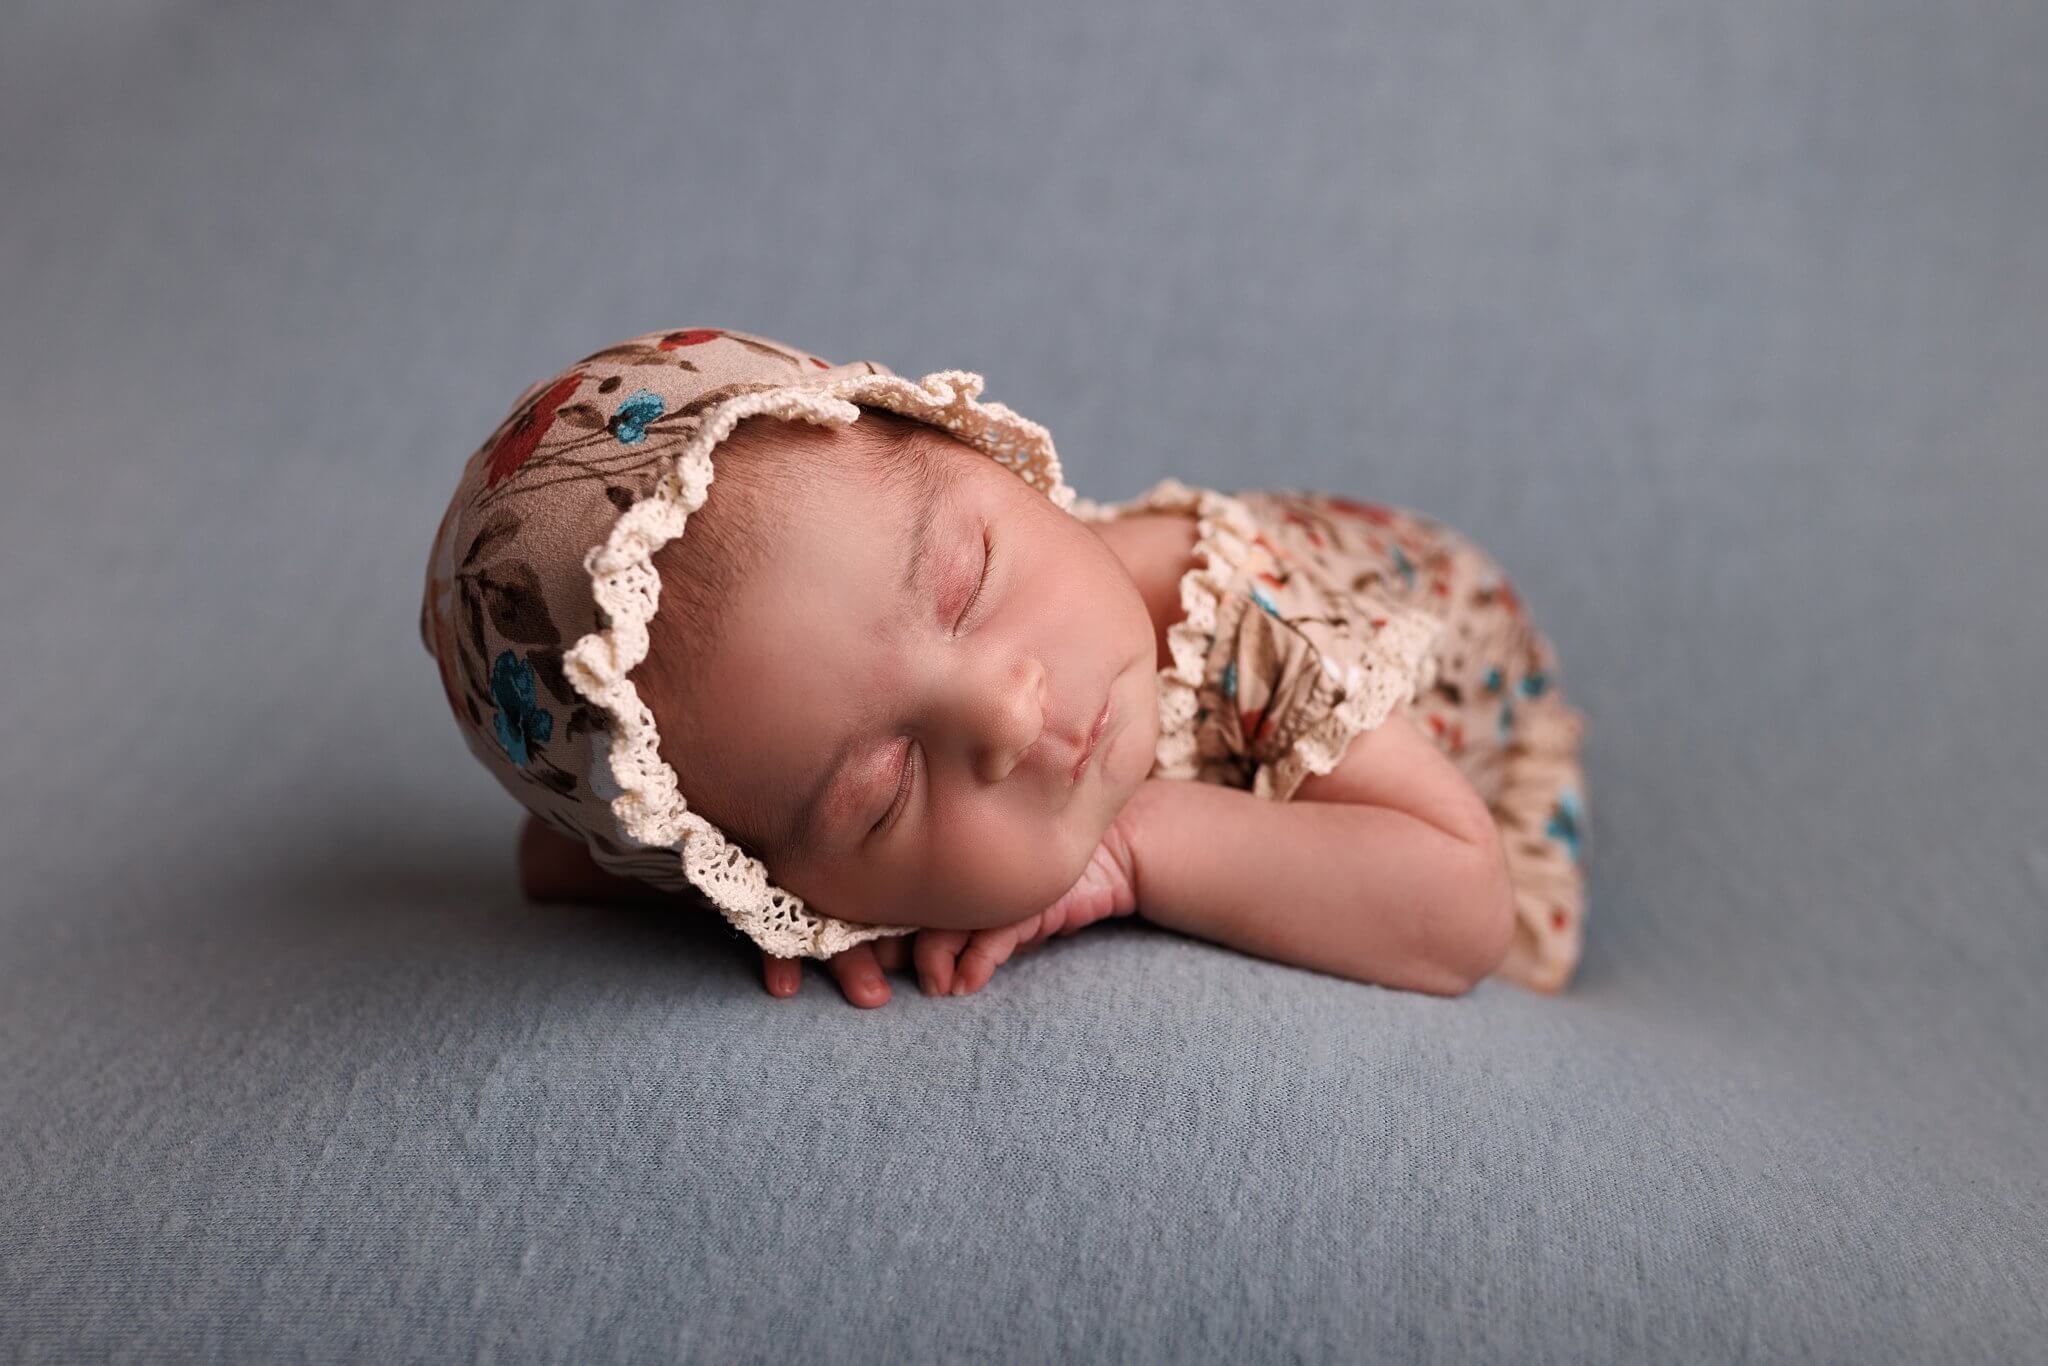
[665,419,1161,933]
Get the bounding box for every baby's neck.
[1090,511,1200,673]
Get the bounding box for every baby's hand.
[753,823,1146,1003]
[918,818,1143,997]
[756,818,1142,1005]
[755,925,1039,1007]
[912,915,1051,998]
[759,934,917,1009]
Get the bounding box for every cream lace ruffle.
[1070,476,1444,801]
[1071,477,1265,785]
[1252,606,1443,801]
[559,370,1074,961]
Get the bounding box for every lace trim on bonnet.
[558,370,1075,961]
[1070,477,1443,799]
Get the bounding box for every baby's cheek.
[773,856,901,929]
[909,815,1071,925]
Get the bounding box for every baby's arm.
[1120,709,1515,996]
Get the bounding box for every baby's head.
[631,407,1160,933]
[420,325,1155,958]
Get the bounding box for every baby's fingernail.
[919,975,935,995]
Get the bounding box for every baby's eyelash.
[874,742,917,834]
[956,527,992,632]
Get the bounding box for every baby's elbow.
[1457,832,1518,990]
[1410,833,1517,997]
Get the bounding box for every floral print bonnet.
[420,327,1078,959]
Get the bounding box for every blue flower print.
[1220,658,1239,700]
[491,649,555,767]
[609,389,665,445]
[1498,700,1514,742]
[1391,545,1417,589]
[1519,671,1550,699]
[1546,787,1583,863]
[1249,585,1281,618]
[1484,666,1504,695]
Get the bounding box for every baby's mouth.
[1071,692,1112,785]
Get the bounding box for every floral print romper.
[1070,478,1591,993]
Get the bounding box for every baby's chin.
[781,817,1109,934]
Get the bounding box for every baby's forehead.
[842,415,980,492]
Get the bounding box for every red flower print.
[1325,495,1397,526]
[1240,707,1270,741]
[1550,907,1570,932]
[810,357,829,368]
[658,329,723,349]
[1279,508,1327,547]
[485,370,586,488]
[1253,532,1289,562]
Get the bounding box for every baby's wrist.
[1112,779,1182,917]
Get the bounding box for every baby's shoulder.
[1231,488,1513,602]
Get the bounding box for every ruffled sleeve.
[1216,587,1446,803]
[1075,476,1448,803]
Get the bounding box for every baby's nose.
[968,657,1049,783]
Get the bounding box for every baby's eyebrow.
[779,450,959,856]
[895,450,957,599]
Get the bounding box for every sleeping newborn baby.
[421,327,1591,1007]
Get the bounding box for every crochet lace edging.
[559,369,1074,960]
[1071,476,1265,785]
[1252,605,1445,801]
[1072,477,1447,802]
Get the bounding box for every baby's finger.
[913,929,970,996]
[761,952,802,998]
[954,923,1027,996]
[825,942,892,1008]
[869,932,912,975]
